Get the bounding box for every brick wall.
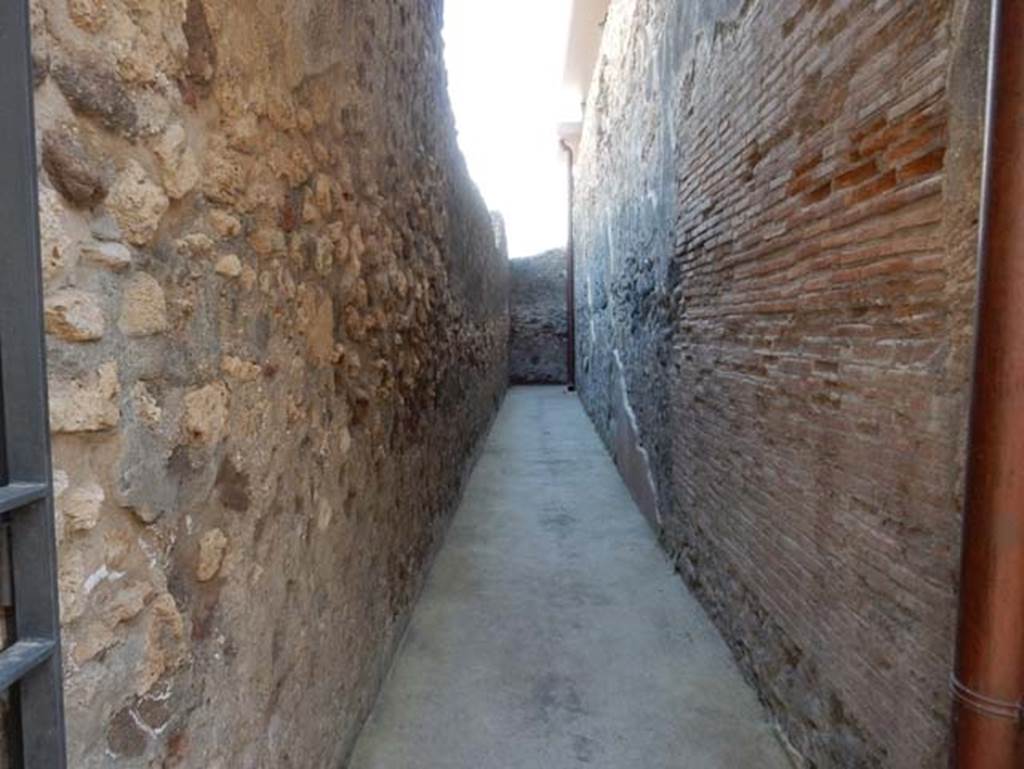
[574,0,989,765]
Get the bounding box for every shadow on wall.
[509,249,568,384]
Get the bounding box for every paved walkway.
[349,386,791,768]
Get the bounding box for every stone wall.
[29,0,508,766]
[509,249,568,384]
[574,0,988,765]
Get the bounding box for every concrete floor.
[348,386,791,768]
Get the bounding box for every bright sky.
[443,1,574,258]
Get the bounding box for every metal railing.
[0,0,68,765]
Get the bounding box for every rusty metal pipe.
[560,138,577,391]
[952,0,1024,765]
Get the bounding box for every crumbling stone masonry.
[574,0,989,765]
[509,249,569,384]
[30,0,508,766]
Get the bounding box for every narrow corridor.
[349,387,790,768]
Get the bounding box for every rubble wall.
[509,249,568,384]
[29,0,509,765]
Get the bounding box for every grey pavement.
[349,386,792,769]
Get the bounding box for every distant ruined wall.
[574,0,988,765]
[29,0,508,766]
[509,249,568,384]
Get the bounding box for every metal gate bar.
[0,0,68,765]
